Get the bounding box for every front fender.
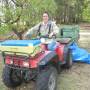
[38,51,57,66]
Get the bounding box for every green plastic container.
[59,25,80,41]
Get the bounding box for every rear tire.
[63,50,73,69]
[2,65,22,88]
[36,66,58,90]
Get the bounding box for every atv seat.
[56,38,72,44]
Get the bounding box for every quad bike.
[0,26,79,90]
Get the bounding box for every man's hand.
[49,32,54,38]
[37,36,41,39]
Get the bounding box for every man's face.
[42,13,49,24]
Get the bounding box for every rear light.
[22,61,29,68]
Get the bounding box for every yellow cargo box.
[0,40,41,56]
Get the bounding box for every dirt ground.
[0,24,90,90]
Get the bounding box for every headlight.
[6,59,13,65]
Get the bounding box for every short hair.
[43,11,49,17]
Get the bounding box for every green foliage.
[0,24,12,34]
[83,3,90,22]
[20,0,57,26]
[0,0,57,35]
[54,0,90,24]
[0,0,90,37]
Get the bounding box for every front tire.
[2,65,22,88]
[36,66,58,90]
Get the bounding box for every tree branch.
[11,0,23,7]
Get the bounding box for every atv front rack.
[1,50,30,60]
[1,51,30,67]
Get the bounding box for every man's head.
[42,12,49,24]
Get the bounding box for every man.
[24,12,59,39]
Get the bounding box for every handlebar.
[37,34,56,39]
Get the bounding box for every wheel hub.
[48,72,56,90]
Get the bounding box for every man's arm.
[49,22,59,37]
[23,23,41,39]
